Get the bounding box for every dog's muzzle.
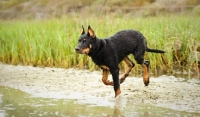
[75,47,79,51]
[75,47,81,53]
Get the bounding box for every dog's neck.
[88,38,105,57]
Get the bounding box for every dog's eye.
[83,39,86,42]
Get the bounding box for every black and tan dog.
[75,26,165,98]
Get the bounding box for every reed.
[0,14,199,74]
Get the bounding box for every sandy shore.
[0,63,200,113]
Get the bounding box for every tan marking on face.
[90,44,92,48]
[80,48,90,55]
[83,38,86,42]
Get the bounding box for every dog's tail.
[146,47,165,53]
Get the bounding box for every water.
[0,86,199,117]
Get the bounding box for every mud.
[0,63,199,113]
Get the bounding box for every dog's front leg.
[110,69,121,98]
[102,69,113,86]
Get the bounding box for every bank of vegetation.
[0,14,199,75]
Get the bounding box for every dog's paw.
[143,78,150,86]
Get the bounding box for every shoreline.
[0,63,200,113]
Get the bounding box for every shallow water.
[0,86,199,117]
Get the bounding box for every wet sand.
[0,63,200,113]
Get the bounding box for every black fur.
[75,26,165,97]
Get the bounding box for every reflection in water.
[112,96,125,117]
[0,86,199,117]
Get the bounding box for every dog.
[75,25,165,98]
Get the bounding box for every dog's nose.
[75,47,80,51]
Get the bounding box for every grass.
[0,14,200,75]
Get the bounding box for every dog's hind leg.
[142,60,150,86]
[134,52,150,86]
[102,69,113,86]
[120,56,135,84]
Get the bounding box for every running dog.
[75,25,165,98]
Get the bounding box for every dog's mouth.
[75,47,90,55]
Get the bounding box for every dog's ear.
[81,25,85,35]
[87,25,95,38]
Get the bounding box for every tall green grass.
[0,14,199,74]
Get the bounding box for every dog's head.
[75,25,96,55]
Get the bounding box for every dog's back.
[103,29,147,63]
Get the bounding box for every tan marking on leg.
[100,65,109,70]
[120,56,133,84]
[115,87,121,98]
[142,64,149,86]
[102,69,113,86]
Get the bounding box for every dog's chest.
[91,54,105,66]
